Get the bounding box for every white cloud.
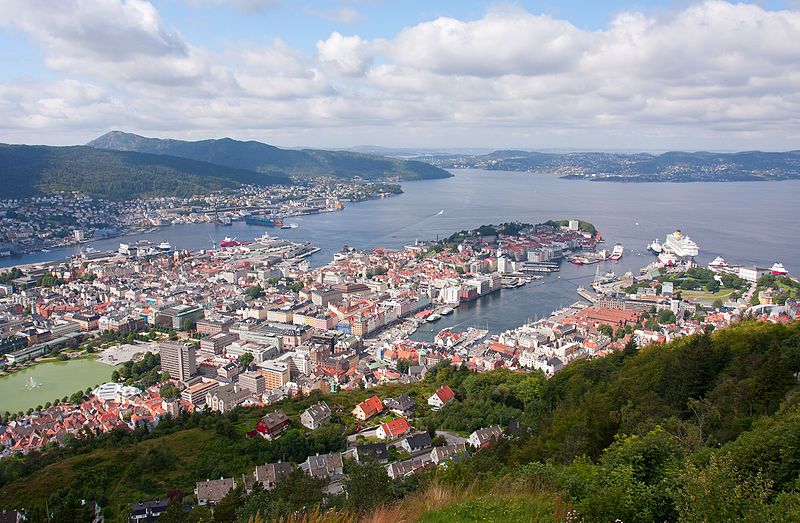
[316,32,373,77]
[0,0,799,149]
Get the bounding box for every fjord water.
[4,169,799,339]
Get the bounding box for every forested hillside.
[1,321,798,522]
[0,144,289,200]
[88,131,452,181]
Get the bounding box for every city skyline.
[1,0,800,150]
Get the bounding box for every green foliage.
[237,352,254,370]
[116,351,161,388]
[342,459,392,514]
[159,383,180,399]
[246,285,264,299]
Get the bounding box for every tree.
[342,460,392,514]
[657,309,676,324]
[623,338,638,358]
[160,383,180,399]
[396,359,410,374]
[212,485,243,522]
[247,285,264,299]
[238,352,254,369]
[713,298,724,310]
[597,324,614,338]
[269,468,326,513]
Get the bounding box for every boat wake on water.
[378,209,447,240]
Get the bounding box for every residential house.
[255,411,289,440]
[401,432,432,453]
[427,385,456,411]
[303,452,344,478]
[300,401,332,430]
[206,384,251,413]
[354,442,388,464]
[468,425,503,448]
[254,462,292,490]
[129,499,169,522]
[352,395,384,421]
[383,394,416,417]
[386,456,434,480]
[196,477,236,506]
[376,418,411,440]
[429,443,468,464]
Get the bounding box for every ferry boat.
[156,241,173,252]
[770,262,788,275]
[281,223,299,229]
[648,239,663,254]
[609,243,624,261]
[708,256,729,271]
[427,314,442,323]
[440,307,454,316]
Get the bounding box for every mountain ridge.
[0,144,290,200]
[87,131,452,181]
[423,149,800,181]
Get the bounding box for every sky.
[1,0,799,151]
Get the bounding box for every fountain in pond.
[24,376,42,389]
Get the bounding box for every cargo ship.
[245,215,283,227]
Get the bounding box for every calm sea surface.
[4,169,799,340]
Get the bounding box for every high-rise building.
[258,360,290,391]
[159,341,197,381]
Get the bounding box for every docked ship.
[609,243,624,261]
[281,223,299,229]
[771,262,788,275]
[708,256,729,271]
[245,214,283,227]
[156,241,173,252]
[648,239,663,254]
[219,237,240,248]
[440,307,454,316]
[663,229,699,258]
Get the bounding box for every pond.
[0,358,115,414]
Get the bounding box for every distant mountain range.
[0,132,451,200]
[88,131,450,182]
[421,150,800,182]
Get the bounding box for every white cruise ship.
[663,229,699,258]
